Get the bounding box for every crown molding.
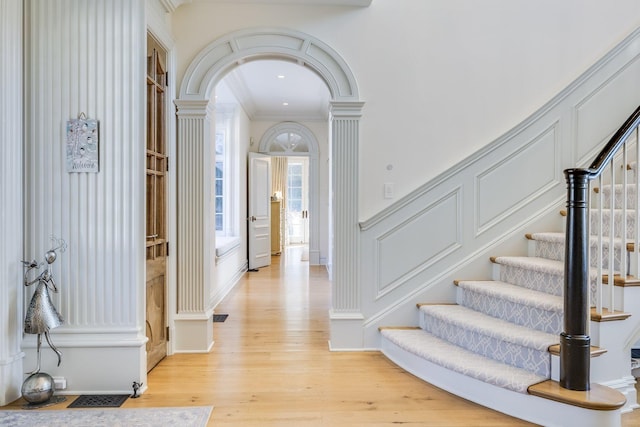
[158,0,190,13]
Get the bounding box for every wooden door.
[145,36,168,372]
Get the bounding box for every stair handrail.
[563,104,640,392]
[587,105,640,176]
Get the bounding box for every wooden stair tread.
[378,326,420,332]
[590,307,632,322]
[527,380,626,410]
[548,344,606,358]
[416,302,456,308]
[603,274,640,287]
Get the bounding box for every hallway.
[136,248,536,426]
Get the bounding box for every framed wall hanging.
[66,112,99,173]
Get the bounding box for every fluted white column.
[22,0,146,394]
[174,99,215,352]
[329,101,365,349]
[0,0,24,406]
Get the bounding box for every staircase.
[380,108,640,427]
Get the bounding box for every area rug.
[0,406,212,426]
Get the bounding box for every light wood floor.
[6,246,640,426]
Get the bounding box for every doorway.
[145,34,168,371]
[258,122,321,265]
[175,27,363,349]
[285,157,309,247]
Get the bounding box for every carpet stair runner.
[380,181,635,426]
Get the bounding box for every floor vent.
[213,314,229,323]
[68,394,129,408]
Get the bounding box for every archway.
[258,122,321,264]
[174,27,364,350]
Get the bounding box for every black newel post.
[561,168,591,391]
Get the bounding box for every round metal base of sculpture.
[22,372,54,404]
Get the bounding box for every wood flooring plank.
[4,246,640,426]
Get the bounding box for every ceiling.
[216,59,332,122]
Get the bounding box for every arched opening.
[174,27,364,351]
[258,122,321,264]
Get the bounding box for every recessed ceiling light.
[282,102,289,106]
[277,75,285,79]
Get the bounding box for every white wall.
[358,26,640,348]
[5,0,640,398]
[172,0,640,219]
[211,103,251,308]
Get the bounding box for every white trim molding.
[0,0,23,405]
[176,28,363,349]
[258,122,322,264]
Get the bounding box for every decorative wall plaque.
[66,113,99,173]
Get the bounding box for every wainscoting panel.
[574,55,640,164]
[361,27,640,348]
[376,189,461,298]
[476,123,560,235]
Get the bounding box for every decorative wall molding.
[258,121,322,264]
[359,26,640,348]
[573,55,640,165]
[177,28,363,349]
[22,0,147,393]
[175,100,215,315]
[258,121,320,155]
[375,189,462,299]
[475,123,561,235]
[179,27,359,102]
[0,0,24,406]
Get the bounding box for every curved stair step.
[527,232,628,271]
[456,280,563,335]
[380,327,546,393]
[380,328,625,427]
[528,380,626,410]
[419,304,558,377]
[492,256,600,297]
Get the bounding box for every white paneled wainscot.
[359,28,640,349]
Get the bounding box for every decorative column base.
[329,311,364,350]
[0,354,24,405]
[174,312,215,353]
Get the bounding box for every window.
[214,105,238,239]
[287,163,303,212]
[215,132,225,231]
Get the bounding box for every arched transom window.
[270,131,309,153]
